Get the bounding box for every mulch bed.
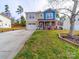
[58,33,79,46]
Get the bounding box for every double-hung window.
[46,13,53,19]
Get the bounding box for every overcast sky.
[0,0,77,19]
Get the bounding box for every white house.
[0,14,11,28]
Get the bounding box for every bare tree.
[68,0,78,37]
[48,0,79,37]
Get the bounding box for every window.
[41,14,42,16]
[29,16,31,19]
[29,15,34,19]
[5,24,7,25]
[78,19,79,21]
[32,16,34,19]
[46,13,53,19]
[28,23,31,25]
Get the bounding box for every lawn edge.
[58,33,79,47]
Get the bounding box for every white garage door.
[27,23,37,30]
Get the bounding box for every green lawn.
[14,30,79,59]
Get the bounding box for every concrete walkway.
[0,30,34,59]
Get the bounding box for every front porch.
[38,19,58,30]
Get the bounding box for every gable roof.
[43,8,56,12]
[0,14,11,20]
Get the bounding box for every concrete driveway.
[0,30,34,59]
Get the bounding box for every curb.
[58,33,79,47]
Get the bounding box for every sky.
[0,0,76,19]
[0,0,48,19]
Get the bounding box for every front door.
[39,22,44,30]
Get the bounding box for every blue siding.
[43,9,56,20]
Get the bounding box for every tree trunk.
[69,18,75,37]
[68,0,78,37]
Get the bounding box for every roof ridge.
[0,14,11,20]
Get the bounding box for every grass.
[14,30,79,59]
[0,27,25,32]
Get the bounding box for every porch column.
[55,21,58,29]
[49,21,52,26]
[43,21,45,30]
[49,21,52,29]
[38,21,39,29]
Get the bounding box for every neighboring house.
[26,8,60,30]
[0,14,11,28]
[61,15,79,31]
[1,11,12,18]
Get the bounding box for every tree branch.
[59,13,71,19]
[57,8,72,13]
[75,13,79,17]
[76,10,79,16]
